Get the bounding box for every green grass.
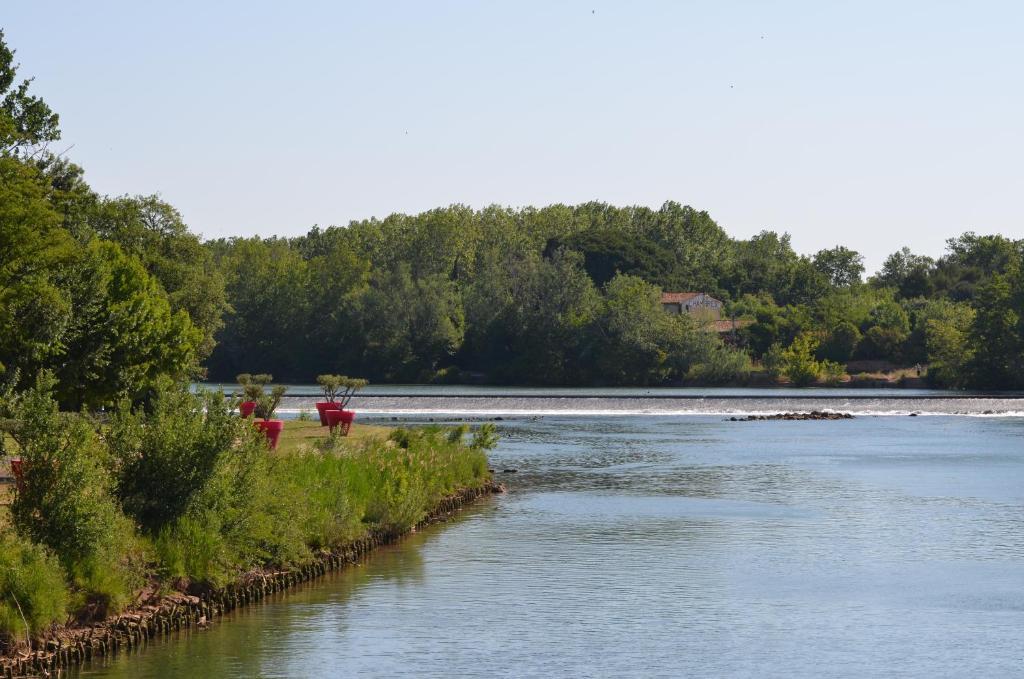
[273,419,392,456]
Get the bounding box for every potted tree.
[253,383,288,449]
[235,373,272,418]
[315,375,369,426]
[323,376,367,435]
[315,374,344,425]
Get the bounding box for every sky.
[5,0,1024,274]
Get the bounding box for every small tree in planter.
[235,373,273,417]
[315,375,368,427]
[236,374,287,448]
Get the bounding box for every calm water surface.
[77,398,1024,677]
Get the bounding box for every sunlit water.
[77,393,1024,677]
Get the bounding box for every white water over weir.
[266,386,1024,418]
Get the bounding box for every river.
[77,389,1024,677]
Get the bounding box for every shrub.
[151,420,307,585]
[820,360,846,385]
[818,321,860,362]
[763,343,786,378]
[5,373,140,614]
[110,383,242,534]
[0,530,67,644]
[782,333,822,386]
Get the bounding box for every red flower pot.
[255,419,284,449]
[239,401,257,418]
[10,457,25,493]
[315,401,342,426]
[325,409,356,435]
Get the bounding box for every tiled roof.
[660,292,702,304]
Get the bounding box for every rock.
[731,411,854,422]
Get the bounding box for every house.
[661,292,752,343]
[660,292,723,320]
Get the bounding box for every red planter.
[254,419,284,449]
[10,457,24,493]
[325,409,356,435]
[239,401,257,418]
[315,401,342,426]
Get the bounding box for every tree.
[588,275,687,385]
[924,303,974,387]
[875,246,935,298]
[54,240,201,409]
[818,320,860,363]
[0,31,60,157]
[88,196,229,359]
[556,228,682,289]
[206,238,311,380]
[963,263,1024,389]
[781,333,823,386]
[0,157,74,379]
[358,264,464,381]
[812,246,865,287]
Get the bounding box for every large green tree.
[88,195,228,359]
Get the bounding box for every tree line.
[2,29,1023,404]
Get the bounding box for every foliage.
[109,384,242,534]
[820,360,846,385]
[781,333,824,386]
[0,30,60,156]
[813,246,865,287]
[3,373,141,612]
[962,262,1024,389]
[54,240,202,410]
[87,195,229,360]
[316,374,368,407]
[0,530,68,642]
[235,373,286,419]
[818,320,860,363]
[924,304,974,388]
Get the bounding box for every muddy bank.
[0,482,504,678]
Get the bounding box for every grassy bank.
[0,378,495,651]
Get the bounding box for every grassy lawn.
[273,418,391,455]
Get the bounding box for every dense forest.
[2,30,1023,404]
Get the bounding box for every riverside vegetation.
[0,375,496,651]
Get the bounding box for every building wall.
[661,293,723,319]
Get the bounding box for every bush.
[151,422,307,585]
[782,333,822,386]
[818,321,860,362]
[820,360,846,385]
[687,342,752,384]
[762,343,785,378]
[5,373,141,614]
[110,383,242,534]
[0,530,68,644]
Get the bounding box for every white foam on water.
[276,407,1024,418]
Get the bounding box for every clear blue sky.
[5,1,1023,274]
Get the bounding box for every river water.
[78,389,1024,677]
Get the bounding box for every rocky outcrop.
[729,411,854,421]
[0,481,505,678]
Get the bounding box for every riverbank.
[0,480,503,678]
[0,383,498,673]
